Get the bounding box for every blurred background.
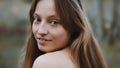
[0,0,120,68]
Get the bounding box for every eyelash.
[33,17,41,23]
[50,20,58,25]
[33,17,59,25]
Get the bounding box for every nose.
[37,23,48,36]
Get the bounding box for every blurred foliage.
[0,35,26,68]
[101,42,120,68]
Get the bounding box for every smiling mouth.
[37,38,52,44]
[38,38,51,41]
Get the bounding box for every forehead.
[36,0,55,9]
[35,0,57,16]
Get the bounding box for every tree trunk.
[108,0,120,45]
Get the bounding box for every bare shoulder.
[32,53,56,68]
[32,50,75,68]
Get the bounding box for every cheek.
[52,27,70,46]
[56,33,69,49]
[32,24,37,34]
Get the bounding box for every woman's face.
[32,0,70,52]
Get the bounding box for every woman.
[22,0,107,68]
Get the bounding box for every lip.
[36,38,52,44]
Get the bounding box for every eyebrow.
[33,13,40,18]
[33,13,60,20]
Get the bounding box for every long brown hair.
[22,0,107,68]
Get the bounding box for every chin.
[38,47,54,53]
